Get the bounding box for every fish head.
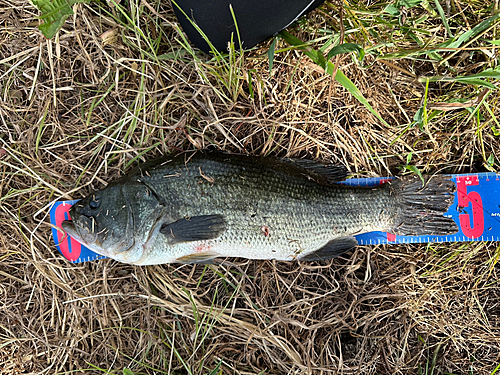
[62,183,135,258]
[62,181,165,263]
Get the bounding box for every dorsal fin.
[282,158,348,184]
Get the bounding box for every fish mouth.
[61,220,86,244]
[61,216,132,258]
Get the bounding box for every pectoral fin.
[299,236,358,261]
[160,214,226,244]
[175,252,219,264]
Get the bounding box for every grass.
[1,0,500,374]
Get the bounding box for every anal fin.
[299,236,358,262]
[175,252,219,264]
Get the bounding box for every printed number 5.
[456,176,484,238]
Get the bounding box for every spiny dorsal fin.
[299,236,358,262]
[160,214,226,244]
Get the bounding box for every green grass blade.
[329,68,390,126]
[405,165,425,185]
[280,31,326,67]
[247,69,255,99]
[327,43,365,61]
[280,30,389,127]
[442,13,500,49]
[433,0,453,37]
[491,362,500,375]
[379,14,500,60]
[418,70,500,89]
[384,4,400,15]
[268,37,278,73]
[451,79,497,89]
[206,360,223,375]
[399,0,424,9]
[430,343,441,375]
[460,70,500,80]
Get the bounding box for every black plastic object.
[172,0,326,53]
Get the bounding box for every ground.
[1,0,500,374]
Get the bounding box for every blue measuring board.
[50,200,106,263]
[341,173,500,245]
[50,172,500,263]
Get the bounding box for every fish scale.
[61,151,458,265]
[135,154,384,263]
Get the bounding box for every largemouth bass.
[62,151,458,265]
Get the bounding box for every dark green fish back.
[121,152,395,262]
[67,151,458,264]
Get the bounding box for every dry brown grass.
[1,0,500,374]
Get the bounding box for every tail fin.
[390,175,458,236]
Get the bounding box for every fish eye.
[89,195,100,209]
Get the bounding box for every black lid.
[172,0,326,53]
